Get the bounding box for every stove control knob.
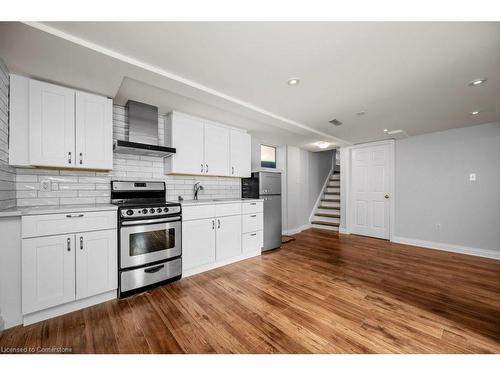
[164,207,169,213]
[126,209,134,216]
[142,209,148,214]
[157,208,162,213]
[149,208,155,214]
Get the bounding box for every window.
[261,144,276,168]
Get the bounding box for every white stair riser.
[320,202,340,208]
[325,188,340,193]
[317,208,340,215]
[313,216,340,224]
[312,224,339,231]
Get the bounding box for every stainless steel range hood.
[113,100,176,157]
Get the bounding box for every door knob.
[384,194,390,199]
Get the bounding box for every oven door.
[120,217,181,269]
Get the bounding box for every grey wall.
[285,146,332,232]
[395,122,500,252]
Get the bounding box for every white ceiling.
[1,22,499,149]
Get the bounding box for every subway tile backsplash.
[13,104,241,206]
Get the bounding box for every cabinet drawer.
[22,210,117,238]
[242,212,263,233]
[242,201,263,214]
[242,230,263,253]
[215,203,242,217]
[182,204,216,221]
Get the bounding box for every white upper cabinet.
[164,111,250,177]
[10,76,113,170]
[164,112,205,175]
[230,129,251,177]
[75,91,113,170]
[29,79,75,168]
[204,121,230,176]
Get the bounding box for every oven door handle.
[121,216,181,226]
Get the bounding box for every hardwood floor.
[1,229,499,353]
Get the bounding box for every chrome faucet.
[194,182,204,200]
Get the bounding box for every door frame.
[341,140,395,241]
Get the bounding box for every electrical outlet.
[435,223,441,232]
[40,179,51,192]
[469,173,476,182]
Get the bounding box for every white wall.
[395,122,500,255]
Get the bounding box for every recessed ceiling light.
[468,78,487,87]
[315,141,329,149]
[383,129,388,132]
[287,78,300,86]
[470,110,480,116]
[356,111,366,116]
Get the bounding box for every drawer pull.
[250,214,257,218]
[250,233,257,236]
[144,264,164,274]
[66,214,84,218]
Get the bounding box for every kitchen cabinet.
[164,111,250,177]
[164,112,205,175]
[230,129,251,177]
[204,121,230,176]
[29,79,75,168]
[181,200,262,276]
[215,215,242,261]
[75,91,113,170]
[76,229,117,300]
[182,218,216,271]
[22,234,76,314]
[9,75,113,170]
[21,210,117,317]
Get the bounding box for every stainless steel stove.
[111,181,182,298]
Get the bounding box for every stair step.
[324,192,340,196]
[317,208,340,215]
[315,212,340,218]
[321,198,340,202]
[311,220,340,227]
[317,205,340,210]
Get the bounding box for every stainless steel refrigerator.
[242,171,282,251]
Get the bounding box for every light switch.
[469,173,476,182]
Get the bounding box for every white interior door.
[350,142,393,239]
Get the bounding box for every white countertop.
[180,198,263,206]
[0,204,118,218]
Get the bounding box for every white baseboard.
[183,249,261,278]
[23,290,117,326]
[283,224,311,236]
[392,236,500,260]
[339,227,350,234]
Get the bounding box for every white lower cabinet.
[182,201,262,276]
[182,218,216,271]
[21,211,117,318]
[22,234,76,314]
[215,215,242,261]
[76,229,117,300]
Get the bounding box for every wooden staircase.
[311,171,340,231]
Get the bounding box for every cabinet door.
[230,130,251,177]
[22,234,76,314]
[204,122,230,176]
[75,91,113,170]
[182,218,216,272]
[29,79,75,168]
[170,113,205,175]
[215,215,242,261]
[76,229,117,300]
